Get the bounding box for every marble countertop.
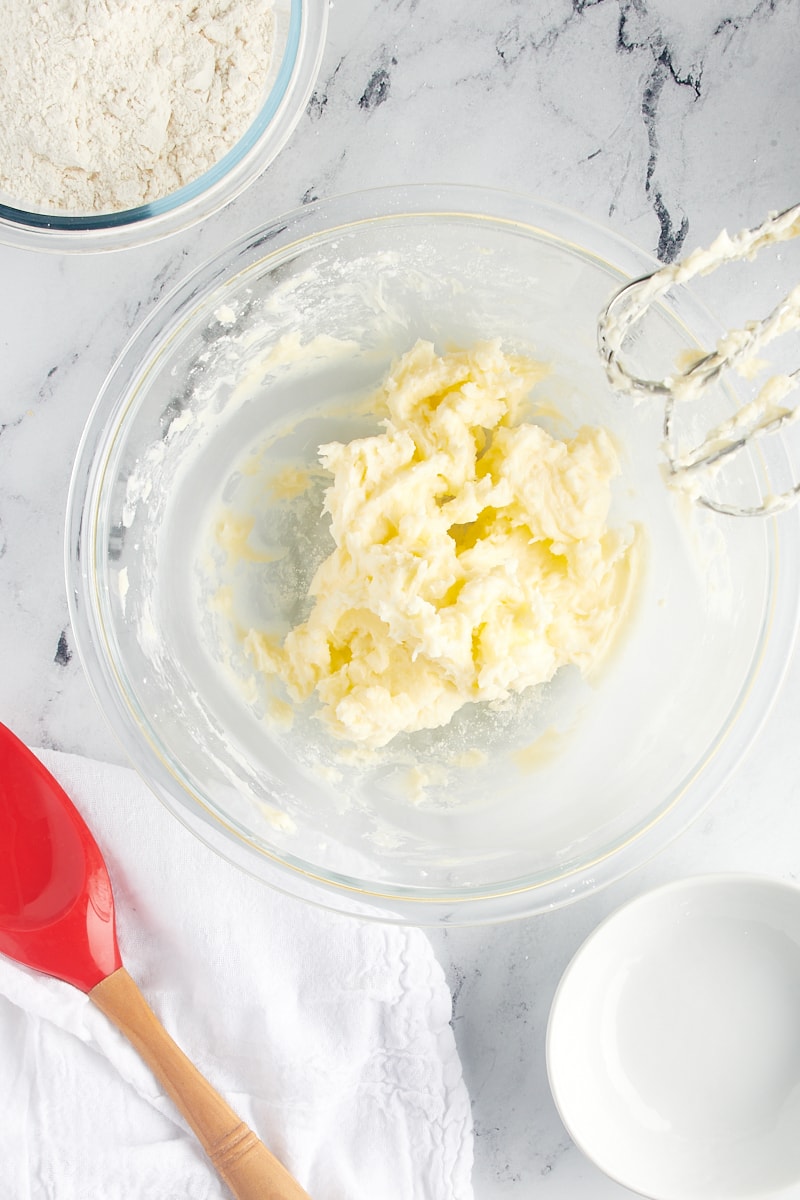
[2,1,800,1196]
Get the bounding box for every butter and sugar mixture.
[241,340,639,749]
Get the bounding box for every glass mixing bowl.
[0,0,327,253]
[67,185,800,924]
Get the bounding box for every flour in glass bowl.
[0,0,275,215]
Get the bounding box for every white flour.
[0,0,275,215]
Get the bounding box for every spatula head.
[0,723,122,992]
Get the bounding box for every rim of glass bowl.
[0,0,327,254]
[66,184,800,925]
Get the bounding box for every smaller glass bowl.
[0,0,327,253]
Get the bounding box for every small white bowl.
[547,874,800,1200]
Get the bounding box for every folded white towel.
[0,749,473,1200]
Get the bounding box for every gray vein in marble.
[0,413,24,437]
[537,1138,573,1179]
[640,53,691,262]
[29,620,93,756]
[308,57,344,121]
[360,62,395,110]
[303,1,688,256]
[490,4,607,70]
[54,630,72,667]
[616,0,794,260]
[121,246,193,333]
[449,962,468,1029]
[32,351,81,407]
[617,6,701,261]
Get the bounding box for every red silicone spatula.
[0,721,311,1200]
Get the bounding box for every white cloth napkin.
[0,749,473,1200]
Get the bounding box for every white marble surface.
[2,1,800,1196]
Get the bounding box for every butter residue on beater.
[243,339,641,749]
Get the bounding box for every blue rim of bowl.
[66,185,800,924]
[0,0,327,249]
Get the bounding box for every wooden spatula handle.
[90,967,311,1200]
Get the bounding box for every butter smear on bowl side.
[239,339,641,749]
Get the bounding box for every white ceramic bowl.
[0,0,327,252]
[547,874,800,1200]
[66,186,800,923]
